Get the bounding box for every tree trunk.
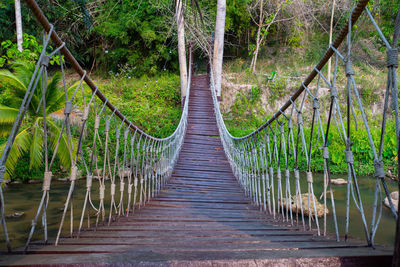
[327,0,335,83]
[176,0,187,100]
[251,0,263,73]
[213,0,226,98]
[15,0,23,52]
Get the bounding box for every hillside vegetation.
[0,0,399,180]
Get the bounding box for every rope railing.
[0,0,192,252]
[209,0,399,249]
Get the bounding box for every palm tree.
[0,61,76,181]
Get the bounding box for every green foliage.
[0,61,75,181]
[268,75,287,102]
[92,0,176,76]
[250,85,261,102]
[231,92,251,116]
[93,73,181,138]
[373,0,400,46]
[287,20,304,48]
[0,34,63,67]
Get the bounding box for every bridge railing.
[0,0,192,252]
[209,0,399,251]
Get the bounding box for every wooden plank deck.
[0,75,393,266]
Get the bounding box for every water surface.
[0,173,397,251]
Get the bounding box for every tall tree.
[14,0,23,52]
[249,0,282,73]
[176,0,187,101]
[213,0,226,98]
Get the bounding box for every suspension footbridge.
[0,0,399,266]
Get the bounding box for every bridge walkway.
[0,75,393,266]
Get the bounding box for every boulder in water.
[5,212,24,218]
[330,178,347,185]
[282,193,329,218]
[118,168,131,178]
[384,191,399,212]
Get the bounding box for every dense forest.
[0,0,399,181]
[1,0,397,74]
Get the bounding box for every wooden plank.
[6,73,392,266]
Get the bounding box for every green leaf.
[29,118,44,170]
[0,128,31,181]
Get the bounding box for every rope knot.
[82,106,89,121]
[64,101,73,115]
[115,129,121,139]
[297,113,303,125]
[42,171,52,191]
[288,120,293,129]
[128,183,133,194]
[86,174,92,188]
[294,168,300,181]
[313,98,319,109]
[134,178,138,187]
[285,169,290,179]
[373,159,385,179]
[124,129,129,140]
[0,165,6,182]
[330,86,338,98]
[105,120,110,133]
[322,146,329,159]
[306,171,313,183]
[280,124,285,135]
[99,185,105,200]
[70,165,78,181]
[94,116,100,130]
[345,150,354,164]
[387,48,398,68]
[345,58,354,76]
[277,169,281,181]
[111,183,116,196]
[273,134,277,143]
[120,182,125,192]
[40,55,50,67]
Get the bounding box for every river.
[0,172,397,251]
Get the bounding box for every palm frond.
[47,119,76,169]
[10,61,37,89]
[6,61,42,113]
[0,66,40,113]
[0,105,18,124]
[0,70,27,94]
[45,72,63,112]
[0,105,19,137]
[0,128,31,180]
[29,118,44,170]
